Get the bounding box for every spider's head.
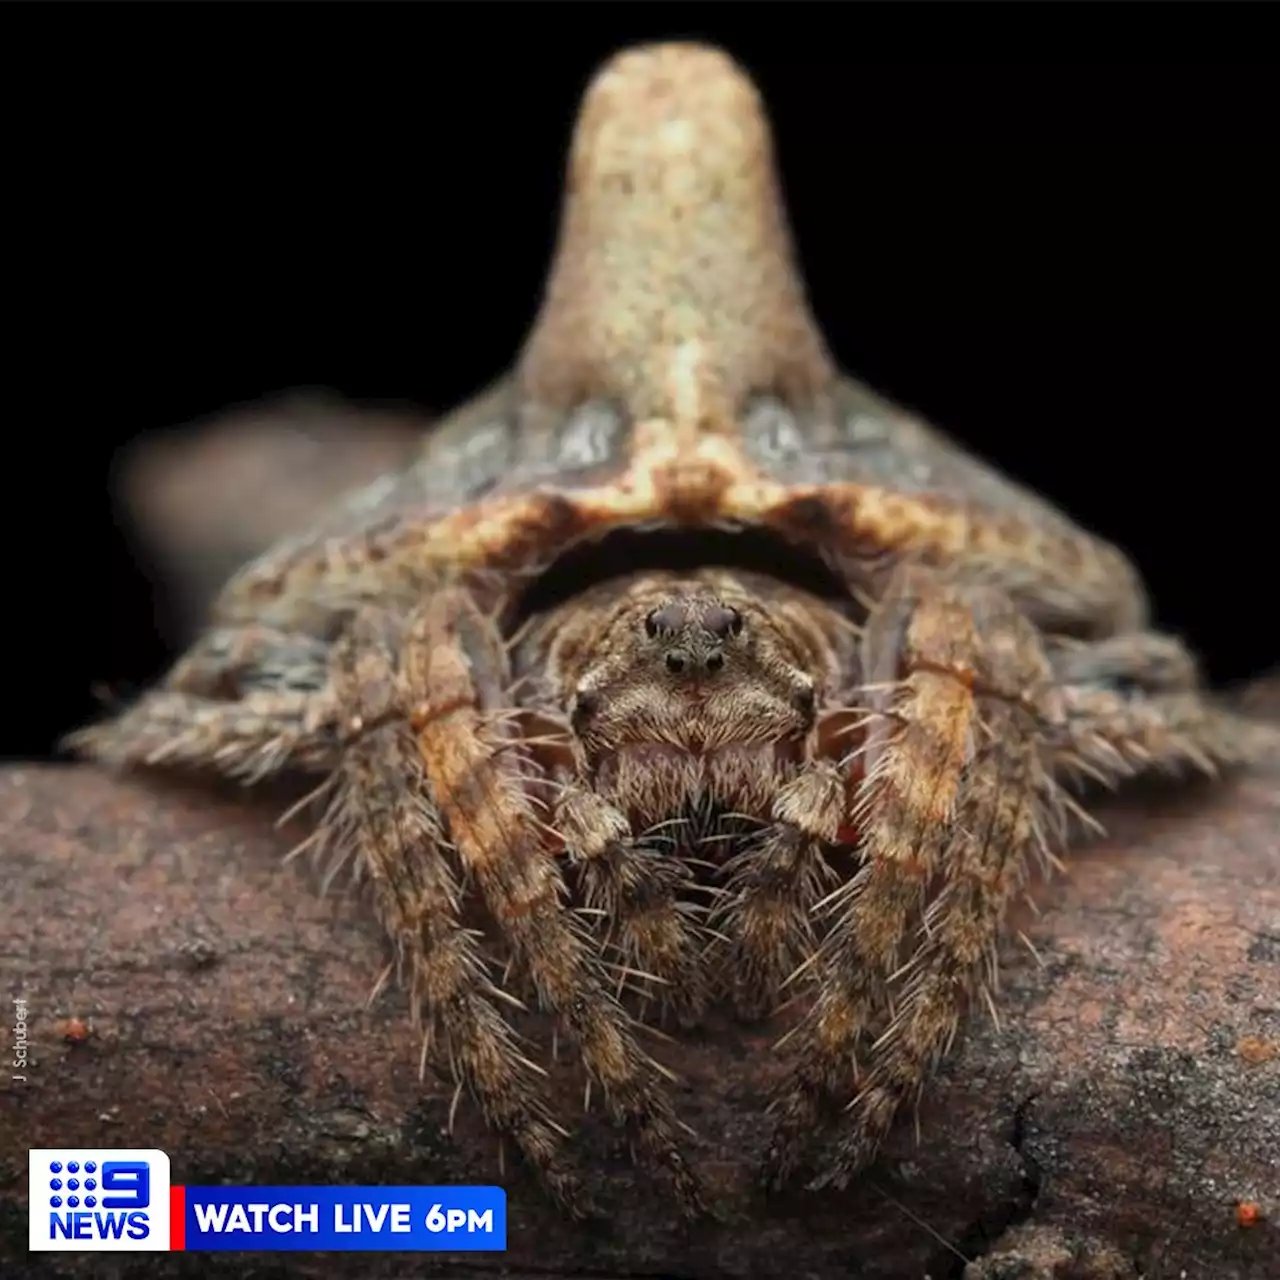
[563,572,822,763]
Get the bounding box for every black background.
[6,6,1276,760]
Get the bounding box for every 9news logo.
[29,1150,172,1251]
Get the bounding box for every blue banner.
[179,1186,506,1251]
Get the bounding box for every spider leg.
[813,690,1050,1187]
[765,566,1279,1190]
[321,609,582,1209]
[65,622,341,779]
[711,760,844,1020]
[72,610,585,1207]
[554,782,709,1025]
[66,687,342,780]
[1045,628,1279,773]
[811,640,1279,1190]
[764,565,1058,1187]
[405,589,705,1214]
[1046,630,1201,694]
[1053,680,1279,786]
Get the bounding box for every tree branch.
[3,713,1278,1277]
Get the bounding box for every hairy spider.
[70,42,1276,1216]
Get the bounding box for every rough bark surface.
[3,689,1279,1278]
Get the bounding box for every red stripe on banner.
[169,1185,186,1250]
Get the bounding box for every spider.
[70,42,1275,1217]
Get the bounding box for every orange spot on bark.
[1237,1035,1277,1065]
[1236,1200,1262,1228]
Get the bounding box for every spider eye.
[665,653,686,674]
[700,604,743,639]
[644,602,688,638]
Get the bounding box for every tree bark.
[3,693,1278,1278]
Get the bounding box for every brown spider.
[70,42,1276,1217]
